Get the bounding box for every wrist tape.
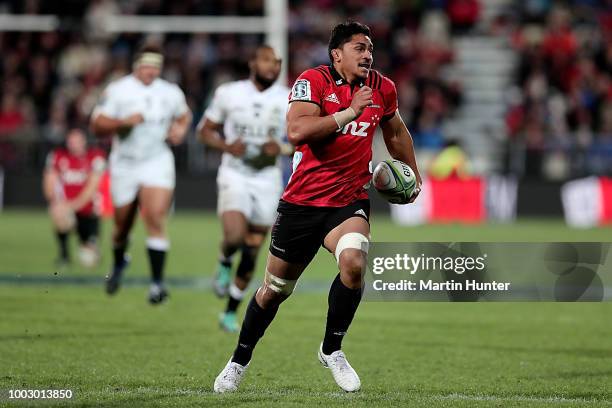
[332,107,357,130]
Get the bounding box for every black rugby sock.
[113,242,128,268]
[322,274,362,355]
[56,231,69,261]
[147,248,166,284]
[232,294,279,366]
[146,238,169,284]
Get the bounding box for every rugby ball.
[372,159,417,204]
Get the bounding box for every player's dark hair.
[328,21,371,62]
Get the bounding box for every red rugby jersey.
[283,65,398,207]
[47,148,106,216]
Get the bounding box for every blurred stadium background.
[1,1,611,406]
[0,0,610,224]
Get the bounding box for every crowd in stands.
[506,0,612,177]
[0,0,468,172]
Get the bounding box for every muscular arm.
[287,85,371,146]
[381,111,423,199]
[90,113,143,137]
[198,118,229,151]
[285,102,340,146]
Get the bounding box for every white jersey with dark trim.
[94,74,188,163]
[202,79,289,174]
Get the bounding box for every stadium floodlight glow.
[0,14,59,31]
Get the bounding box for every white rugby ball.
[372,159,417,204]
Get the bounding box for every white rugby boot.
[213,358,249,393]
[317,343,361,392]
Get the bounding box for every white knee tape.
[146,237,170,251]
[264,269,297,296]
[335,232,369,265]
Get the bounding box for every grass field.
[1,210,611,407]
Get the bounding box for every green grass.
[1,210,611,407]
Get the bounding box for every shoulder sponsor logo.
[291,79,311,101]
[324,93,340,104]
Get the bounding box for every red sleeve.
[288,68,327,106]
[380,76,398,121]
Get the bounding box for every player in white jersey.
[198,45,292,331]
[90,44,192,304]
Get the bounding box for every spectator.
[0,93,25,136]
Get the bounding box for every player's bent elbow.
[90,118,111,137]
[287,126,306,146]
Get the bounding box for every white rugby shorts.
[216,166,282,226]
[110,149,175,207]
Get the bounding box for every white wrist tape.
[332,107,357,130]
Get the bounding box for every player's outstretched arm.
[167,111,192,145]
[381,110,423,202]
[286,86,373,146]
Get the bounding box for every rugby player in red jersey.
[43,128,107,268]
[214,21,422,393]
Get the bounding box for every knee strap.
[264,269,298,296]
[334,232,369,265]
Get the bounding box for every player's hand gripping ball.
[372,159,417,204]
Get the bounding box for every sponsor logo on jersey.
[324,93,340,104]
[291,79,311,101]
[341,121,371,137]
[62,169,88,185]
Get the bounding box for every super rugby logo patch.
[291,79,311,101]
